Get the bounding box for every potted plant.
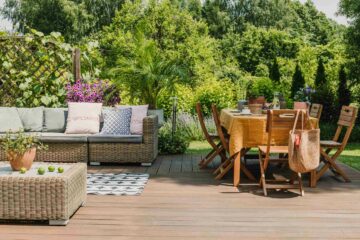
[293,85,315,110]
[1,130,47,171]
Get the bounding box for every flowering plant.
[66,79,121,106]
[294,85,316,103]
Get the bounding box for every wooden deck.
[1,154,360,239]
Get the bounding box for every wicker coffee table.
[0,162,87,226]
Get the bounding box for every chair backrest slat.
[211,104,229,153]
[335,106,358,148]
[266,110,308,149]
[196,102,217,149]
[310,103,323,120]
[338,106,358,127]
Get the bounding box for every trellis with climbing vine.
[0,30,74,107]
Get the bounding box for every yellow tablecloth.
[220,109,318,156]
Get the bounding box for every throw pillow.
[65,102,103,134]
[0,107,24,133]
[43,108,68,132]
[117,105,148,134]
[17,107,44,132]
[100,108,132,135]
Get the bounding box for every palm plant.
[111,30,188,109]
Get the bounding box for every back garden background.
[0,0,359,165]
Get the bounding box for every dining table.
[219,109,319,188]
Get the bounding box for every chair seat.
[258,146,289,154]
[320,140,342,148]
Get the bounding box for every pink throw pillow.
[117,105,148,134]
[66,102,103,134]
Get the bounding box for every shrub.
[320,122,360,143]
[159,121,190,154]
[177,113,216,141]
[157,84,195,119]
[194,79,235,116]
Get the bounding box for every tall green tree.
[339,0,360,86]
[315,58,326,88]
[338,65,351,108]
[269,58,281,83]
[100,0,227,106]
[1,0,124,42]
[291,63,305,98]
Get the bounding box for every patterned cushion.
[100,108,132,135]
[117,105,148,134]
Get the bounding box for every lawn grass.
[186,141,360,171]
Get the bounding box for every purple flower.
[65,79,121,106]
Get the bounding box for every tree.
[1,0,124,42]
[111,30,188,109]
[291,63,305,99]
[269,58,281,83]
[339,0,360,86]
[311,59,337,122]
[101,0,225,107]
[338,65,351,108]
[315,58,326,88]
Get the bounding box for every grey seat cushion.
[0,107,24,133]
[17,107,44,132]
[43,108,68,132]
[88,135,143,143]
[40,133,89,143]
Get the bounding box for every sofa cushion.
[43,108,68,132]
[66,102,103,134]
[88,135,143,143]
[0,107,24,133]
[16,107,44,132]
[100,108,132,135]
[117,105,148,134]
[40,133,89,143]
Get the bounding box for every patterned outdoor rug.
[87,173,149,196]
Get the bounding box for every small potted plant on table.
[1,130,47,171]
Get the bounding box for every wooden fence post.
[73,48,81,80]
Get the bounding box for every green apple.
[48,166,55,172]
[19,167,27,174]
[58,167,64,173]
[37,167,45,175]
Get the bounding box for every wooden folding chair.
[316,105,358,183]
[258,110,308,196]
[310,103,323,120]
[196,103,226,168]
[211,104,256,181]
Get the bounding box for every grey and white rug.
[87,173,149,196]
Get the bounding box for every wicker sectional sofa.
[0,107,158,165]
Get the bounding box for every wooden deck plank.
[169,155,182,173]
[1,153,360,239]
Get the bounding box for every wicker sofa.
[0,107,158,166]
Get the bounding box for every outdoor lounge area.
[1,0,360,239]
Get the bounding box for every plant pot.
[294,102,309,110]
[148,109,164,125]
[6,148,36,171]
[249,104,263,115]
[249,96,266,106]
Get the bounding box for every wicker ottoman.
[0,162,87,226]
